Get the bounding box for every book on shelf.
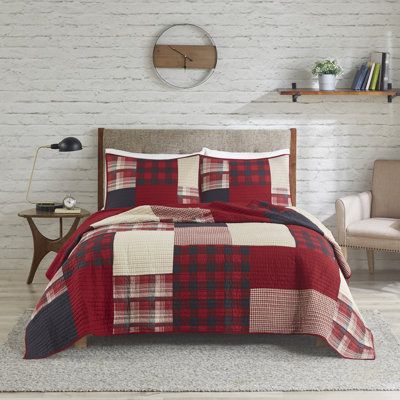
[365,62,375,90]
[382,52,389,90]
[54,207,81,214]
[369,63,381,90]
[348,51,392,92]
[351,66,363,90]
[361,63,372,90]
[371,51,390,90]
[353,63,369,90]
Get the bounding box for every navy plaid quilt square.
[173,245,250,333]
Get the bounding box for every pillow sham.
[202,147,289,159]
[105,153,200,209]
[106,148,204,160]
[199,154,291,206]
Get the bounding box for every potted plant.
[311,59,343,91]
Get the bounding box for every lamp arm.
[26,145,50,204]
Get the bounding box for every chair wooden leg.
[366,249,374,274]
[341,246,348,260]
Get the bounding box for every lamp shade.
[50,137,82,152]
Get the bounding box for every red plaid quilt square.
[200,158,229,192]
[31,268,67,319]
[106,154,137,191]
[106,155,137,172]
[271,191,291,207]
[173,245,250,333]
[327,292,375,359]
[113,274,173,334]
[177,186,200,204]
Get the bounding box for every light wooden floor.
[0,267,399,399]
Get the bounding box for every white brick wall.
[1,0,399,274]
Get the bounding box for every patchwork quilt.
[25,201,375,360]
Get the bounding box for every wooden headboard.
[97,128,297,210]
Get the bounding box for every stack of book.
[351,52,390,90]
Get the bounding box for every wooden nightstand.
[18,208,90,284]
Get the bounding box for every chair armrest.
[335,191,372,244]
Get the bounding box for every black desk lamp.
[26,137,83,212]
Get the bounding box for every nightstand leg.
[20,210,88,284]
[59,217,63,238]
[26,217,49,284]
[27,244,48,284]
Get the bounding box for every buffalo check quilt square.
[199,155,291,205]
[105,153,200,209]
[289,225,335,261]
[173,245,250,333]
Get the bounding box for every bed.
[24,128,375,360]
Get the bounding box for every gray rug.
[0,310,399,392]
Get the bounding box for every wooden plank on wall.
[153,45,217,69]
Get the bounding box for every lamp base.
[36,202,63,212]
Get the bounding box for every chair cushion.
[372,160,400,218]
[347,218,400,240]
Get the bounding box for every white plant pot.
[318,74,336,91]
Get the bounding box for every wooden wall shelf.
[279,83,399,103]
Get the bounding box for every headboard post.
[98,127,104,210]
[289,128,297,206]
[97,127,297,210]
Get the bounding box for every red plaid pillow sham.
[105,153,200,209]
[199,154,291,206]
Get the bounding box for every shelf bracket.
[387,83,396,103]
[388,91,399,103]
[291,82,300,102]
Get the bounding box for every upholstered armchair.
[336,160,400,273]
